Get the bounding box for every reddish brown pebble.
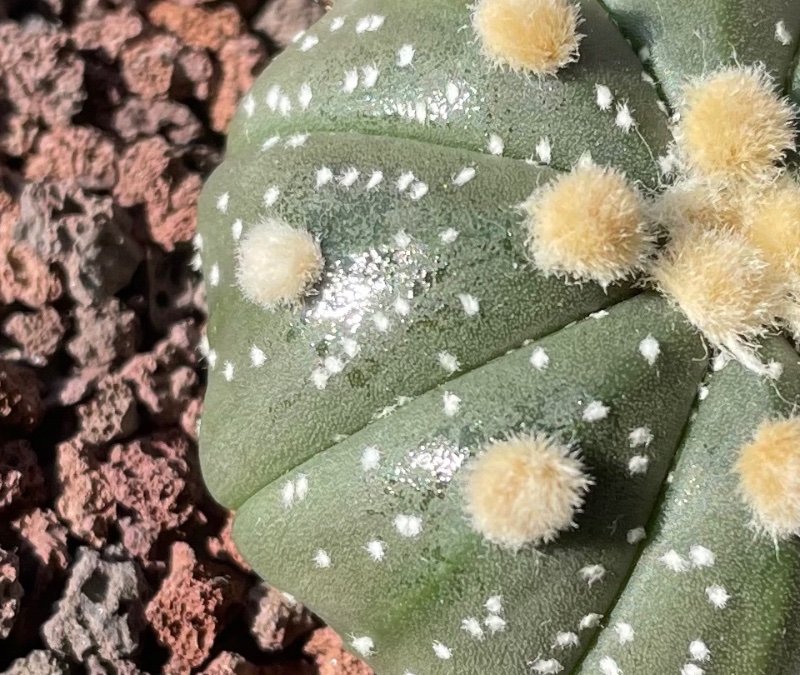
[0,361,43,430]
[26,127,117,190]
[3,306,66,365]
[148,2,242,51]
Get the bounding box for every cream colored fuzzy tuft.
[675,65,796,183]
[464,432,592,549]
[472,0,583,76]
[522,163,653,286]
[650,225,785,367]
[651,178,748,235]
[236,219,323,309]
[735,417,800,540]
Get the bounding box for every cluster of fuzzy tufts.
[735,417,800,541]
[235,218,324,309]
[472,0,583,76]
[464,432,592,549]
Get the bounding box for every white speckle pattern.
[689,639,710,662]
[590,309,609,319]
[231,219,243,241]
[207,349,217,370]
[488,133,504,155]
[365,540,385,561]
[394,514,422,537]
[311,368,328,390]
[409,181,428,200]
[485,595,503,614]
[243,94,255,117]
[453,167,476,186]
[626,526,646,544]
[461,617,484,639]
[681,664,705,675]
[394,297,410,316]
[660,549,690,572]
[278,95,292,116]
[223,361,234,381]
[579,613,602,630]
[432,641,452,660]
[638,334,660,365]
[350,636,374,656]
[579,564,606,586]
[209,263,220,287]
[775,20,792,45]
[193,233,203,252]
[484,614,506,634]
[261,135,280,151]
[366,170,383,189]
[323,356,344,374]
[615,102,635,131]
[263,186,280,206]
[313,549,331,568]
[689,545,715,568]
[373,312,390,332]
[298,83,312,109]
[458,294,480,316]
[250,345,266,367]
[397,44,415,67]
[397,171,416,192]
[535,137,552,164]
[582,400,610,422]
[299,34,319,51]
[295,474,308,501]
[266,84,281,110]
[614,622,634,644]
[440,228,459,244]
[361,446,381,472]
[339,167,360,187]
[599,656,621,675]
[316,167,334,188]
[438,351,460,374]
[628,426,653,448]
[595,84,613,111]
[443,392,461,417]
[362,65,380,88]
[628,455,649,475]
[330,16,345,31]
[355,14,384,33]
[394,230,412,248]
[342,338,360,358]
[343,69,359,93]
[553,631,579,649]
[530,658,563,674]
[530,347,550,370]
[216,192,229,213]
[281,481,295,508]
[766,360,784,380]
[286,134,308,148]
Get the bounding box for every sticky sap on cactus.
[197,0,800,673]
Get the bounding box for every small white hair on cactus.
[689,639,711,662]
[472,0,583,76]
[595,84,613,111]
[442,391,461,417]
[461,617,484,639]
[361,446,381,472]
[235,219,323,309]
[484,614,506,633]
[735,417,800,540]
[432,641,452,659]
[775,19,792,45]
[627,454,649,475]
[208,263,220,287]
[614,621,634,644]
[397,44,415,67]
[458,293,480,316]
[464,432,592,549]
[552,631,579,649]
[660,549,690,572]
[487,133,505,155]
[628,426,653,448]
[438,351,460,373]
[689,544,715,568]
[530,658,563,674]
[614,101,635,132]
[674,65,797,183]
[313,549,331,568]
[522,163,653,287]
[705,584,731,609]
[638,334,660,365]
[530,346,550,370]
[681,664,705,675]
[394,514,422,537]
[579,564,605,586]
[578,613,602,630]
[365,540,385,561]
[626,526,646,544]
[350,635,374,656]
[582,400,609,422]
[598,656,621,675]
[485,594,503,614]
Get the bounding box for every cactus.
[196,0,800,672]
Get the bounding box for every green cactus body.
[197,0,800,673]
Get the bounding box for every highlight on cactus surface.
[471,0,583,76]
[235,218,323,309]
[463,432,592,549]
[735,417,800,540]
[521,163,652,287]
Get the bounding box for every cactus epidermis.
[197,0,800,673]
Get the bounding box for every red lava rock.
[154,173,202,250]
[46,366,106,408]
[112,97,203,146]
[148,2,242,51]
[3,306,66,365]
[71,8,144,60]
[26,127,118,191]
[211,35,267,133]
[303,628,374,675]
[0,548,23,639]
[0,361,43,430]
[145,542,246,674]
[201,652,310,675]
[115,135,172,233]
[253,0,325,47]
[0,242,63,309]
[76,375,139,444]
[66,299,139,370]
[174,48,214,100]
[120,34,181,100]
[14,182,143,305]
[12,508,70,582]
[0,440,45,511]
[207,511,250,572]
[2,649,69,674]
[246,583,316,652]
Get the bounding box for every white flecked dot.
[440,228,459,244]
[397,171,416,192]
[583,400,610,422]
[356,14,384,33]
[706,585,730,608]
[628,455,649,475]
[461,617,484,639]
[362,64,380,88]
[216,192,229,213]
[243,94,255,117]
[578,152,594,169]
[316,167,334,188]
[296,83,312,110]
[639,335,660,365]
[261,135,280,151]
[250,345,266,367]
[395,514,422,537]
[599,656,621,675]
[409,181,428,200]
[446,81,460,104]
[324,356,344,375]
[579,613,602,630]
[681,664,705,675]
[626,526,646,544]
[432,641,452,660]
[595,84,613,111]
[484,614,507,634]
[443,391,461,417]
[628,426,653,448]
[313,549,331,568]
[330,16,345,31]
[311,368,328,390]
[263,186,280,206]
[339,167,360,187]
[488,133,504,155]
[343,69,359,93]
[191,252,202,270]
[223,361,234,381]
[689,545,715,568]
[193,233,203,252]
[391,298,409,317]
[342,338,360,358]
[394,230,412,248]
[373,312,390,332]
[397,44,415,67]
[766,359,784,380]
[299,34,319,51]
[366,170,383,189]
[209,263,220,287]
[530,658,562,674]
[553,631,579,649]
[230,219,243,241]
[278,95,292,116]
[579,564,606,586]
[350,635,374,656]
[590,309,609,319]
[295,474,308,501]
[207,349,217,370]
[365,540,385,561]
[615,102,635,131]
[485,595,503,614]
[286,134,308,148]
[266,84,281,110]
[775,20,792,45]
[453,167,476,186]
[438,351,460,373]
[458,294,480,316]
[689,639,710,662]
[660,549,690,572]
[614,622,634,644]
[530,347,550,370]
[361,446,380,471]
[535,137,552,164]
[281,480,295,508]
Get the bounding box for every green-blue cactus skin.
[197,0,800,673]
